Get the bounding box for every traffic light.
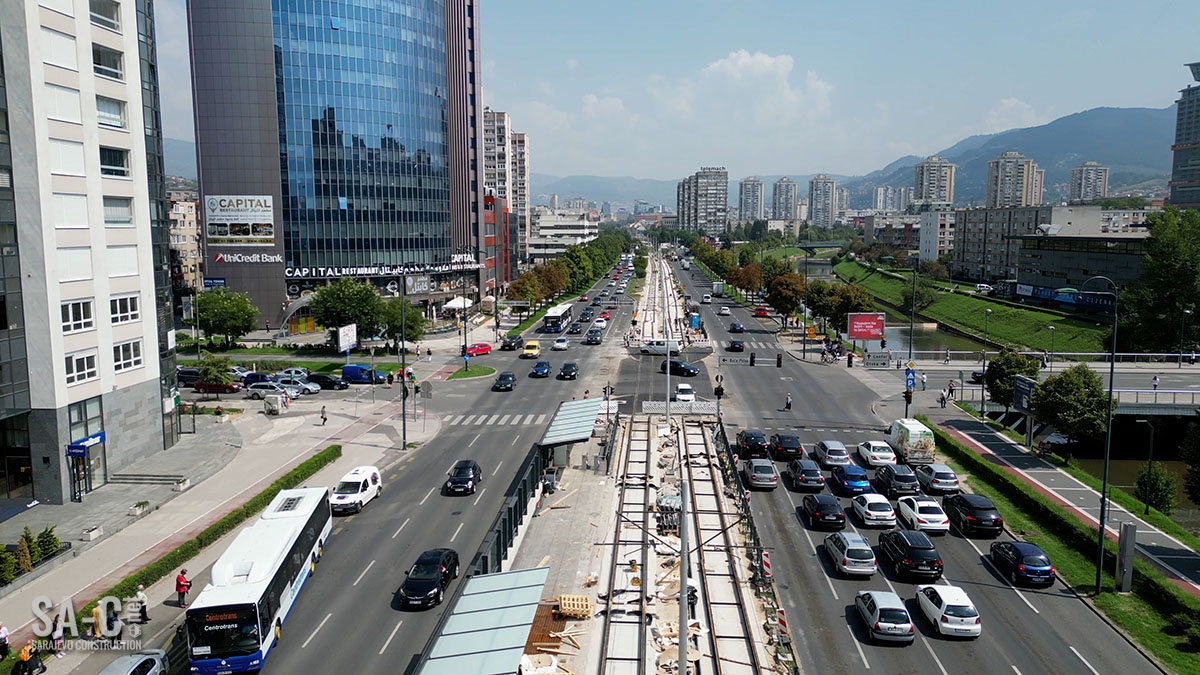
[903,390,912,404]
[776,353,783,368]
[414,383,421,395]
[714,385,725,399]
[749,352,756,367]
[880,339,888,349]
[401,384,410,399]
[460,344,467,356]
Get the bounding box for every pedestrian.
[584,389,591,399]
[427,347,432,363]
[386,372,394,389]
[921,372,927,391]
[136,583,150,623]
[51,615,64,658]
[176,569,192,608]
[0,621,9,660]
[1191,350,1197,366]
[1152,375,1160,390]
[1041,350,1049,370]
[91,603,103,639]
[406,365,414,381]
[948,381,956,400]
[106,608,121,646]
[320,405,328,426]
[265,320,270,333]
[785,393,792,411]
[978,349,986,363]
[17,639,45,675]
[944,348,951,365]
[939,389,947,408]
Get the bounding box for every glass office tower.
[189,1,485,326]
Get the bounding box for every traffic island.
[447,364,496,380]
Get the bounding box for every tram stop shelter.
[538,397,605,468]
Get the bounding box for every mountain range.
[162,105,1176,209]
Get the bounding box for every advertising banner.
[205,196,275,246]
[846,312,886,340]
[337,324,358,353]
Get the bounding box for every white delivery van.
[330,465,382,514]
[885,419,936,464]
[640,339,682,356]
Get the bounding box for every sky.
[157,0,1200,181]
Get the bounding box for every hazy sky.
[157,0,1199,181]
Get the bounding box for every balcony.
[92,44,123,81]
[89,0,121,31]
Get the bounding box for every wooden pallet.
[556,594,594,620]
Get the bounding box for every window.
[57,247,93,281]
[113,340,142,371]
[96,96,126,129]
[65,351,98,384]
[89,0,121,31]
[61,299,94,333]
[44,84,81,123]
[103,197,133,227]
[99,147,129,177]
[92,45,123,80]
[42,28,77,70]
[49,139,86,176]
[106,245,138,277]
[53,193,88,229]
[110,294,139,323]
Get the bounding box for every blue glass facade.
[273,0,452,270]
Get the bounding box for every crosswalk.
[445,413,548,427]
[714,340,778,350]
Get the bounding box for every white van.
[701,294,713,304]
[331,465,382,514]
[885,419,936,464]
[640,339,682,356]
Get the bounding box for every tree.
[379,297,427,344]
[900,275,938,313]
[1180,421,1200,506]
[1031,364,1111,444]
[562,246,593,288]
[633,255,648,278]
[310,278,384,339]
[194,288,258,345]
[766,273,806,319]
[982,349,1039,409]
[737,247,756,267]
[534,262,567,298]
[919,260,949,279]
[1120,207,1200,352]
[197,351,232,398]
[35,525,60,560]
[15,537,32,574]
[759,256,790,289]
[1134,462,1178,515]
[804,280,837,326]
[828,284,874,332]
[507,275,543,306]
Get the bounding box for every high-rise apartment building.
[738,176,764,221]
[1068,161,1109,203]
[914,155,956,204]
[168,190,202,299]
[189,1,486,332]
[0,0,178,503]
[772,177,798,220]
[837,188,851,214]
[1170,63,1200,209]
[676,167,728,235]
[873,186,895,211]
[483,108,528,286]
[510,132,530,267]
[809,175,837,228]
[896,186,914,212]
[985,151,1043,208]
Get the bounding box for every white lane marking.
[535,414,546,424]
[473,488,487,506]
[524,414,535,424]
[469,433,481,447]
[487,415,500,424]
[512,434,521,445]
[391,517,410,539]
[447,415,463,425]
[492,461,503,476]
[460,415,476,425]
[848,625,870,669]
[300,613,332,649]
[510,416,522,425]
[353,560,375,586]
[1011,667,1023,675]
[1070,647,1100,674]
[921,637,950,675]
[450,522,464,542]
[379,620,404,654]
[498,415,511,425]
[418,487,436,505]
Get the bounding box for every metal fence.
[465,442,548,577]
[641,400,719,415]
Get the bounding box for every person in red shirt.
[176,569,192,608]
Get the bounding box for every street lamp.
[1180,309,1192,369]
[1136,419,1155,515]
[1048,326,1055,372]
[982,309,992,373]
[908,259,918,365]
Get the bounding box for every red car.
[194,381,243,394]
[465,342,492,356]
[579,294,588,302]
[599,310,611,320]
[755,306,770,317]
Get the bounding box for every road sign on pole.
[719,356,752,366]
[906,372,916,390]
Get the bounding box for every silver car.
[276,376,321,395]
[742,458,779,491]
[855,590,915,644]
[98,650,169,675]
[814,440,851,468]
[825,531,877,577]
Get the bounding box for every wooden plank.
[547,488,579,508]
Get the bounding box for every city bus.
[185,487,331,674]
[542,302,574,333]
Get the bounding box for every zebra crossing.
[715,340,778,350]
[445,413,548,427]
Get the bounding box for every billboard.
[1012,375,1037,414]
[205,195,275,246]
[337,324,358,353]
[846,312,886,340]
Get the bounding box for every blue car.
[989,540,1056,587]
[832,465,872,495]
[530,360,552,378]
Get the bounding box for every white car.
[227,366,251,381]
[330,466,382,514]
[851,493,896,527]
[593,318,608,329]
[674,384,696,402]
[552,337,570,351]
[278,367,310,379]
[857,441,897,467]
[896,496,950,534]
[718,306,731,316]
[916,585,981,638]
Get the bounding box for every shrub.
[15,538,32,573]
[1187,626,1200,652]
[21,525,39,564]
[0,551,15,584]
[35,525,61,561]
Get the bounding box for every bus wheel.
[317,542,324,560]
[275,622,281,641]
[310,558,316,574]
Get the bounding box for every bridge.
[959,387,1200,417]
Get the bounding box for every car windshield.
[186,605,260,659]
[829,448,848,456]
[753,465,774,475]
[944,604,979,618]
[451,466,473,478]
[879,609,910,624]
[1022,555,1051,566]
[334,481,362,495]
[801,469,822,479]
[408,562,441,580]
[779,437,800,447]
[846,549,874,561]
[910,548,939,560]
[893,473,918,483]
[935,472,957,480]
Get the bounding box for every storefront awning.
[444,296,473,310]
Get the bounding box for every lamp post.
[1048,326,1055,372]
[982,308,992,372]
[1179,309,1192,369]
[1136,419,1155,515]
[908,259,917,365]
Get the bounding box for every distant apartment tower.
[483,108,529,282]
[510,132,530,266]
[676,167,729,235]
[914,156,956,204]
[738,176,765,221]
[808,175,837,228]
[167,190,203,298]
[896,186,914,212]
[772,177,798,219]
[873,186,895,211]
[1069,162,1108,203]
[985,151,1043,208]
[1171,63,1200,208]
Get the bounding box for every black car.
[306,373,350,390]
[585,329,603,345]
[445,459,482,495]
[591,298,602,306]
[769,433,804,460]
[879,529,944,580]
[801,493,846,530]
[989,540,1056,587]
[945,493,1005,537]
[727,339,745,352]
[874,464,921,498]
[786,459,826,492]
[660,359,699,376]
[970,366,986,384]
[500,335,524,351]
[567,322,584,335]
[493,371,516,391]
[580,309,595,322]
[736,429,769,459]
[559,362,579,380]
[397,548,459,608]
[175,367,201,387]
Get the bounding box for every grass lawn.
[447,364,495,380]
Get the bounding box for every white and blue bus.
[542,302,574,333]
[186,487,331,674]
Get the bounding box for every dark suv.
[500,335,524,351]
[801,493,845,530]
[769,433,804,461]
[660,359,699,376]
[785,459,826,492]
[175,367,201,387]
[736,430,769,459]
[879,529,944,580]
[874,464,921,498]
[944,494,1005,537]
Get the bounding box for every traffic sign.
[719,356,752,366]
[907,360,916,370]
[807,326,816,338]
[906,373,916,389]
[905,368,915,378]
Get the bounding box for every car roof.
[452,459,477,469]
[839,531,871,548]
[499,371,515,378]
[926,463,954,472]
[858,493,889,503]
[885,464,915,475]
[838,464,868,476]
[860,590,905,608]
[98,651,167,673]
[742,429,765,437]
[921,584,973,605]
[416,548,455,564]
[563,362,578,368]
[862,440,891,449]
[809,493,840,505]
[340,466,379,481]
[746,458,774,468]
[893,529,935,547]
[1007,541,1045,555]
[775,433,800,442]
[793,459,821,470]
[957,493,995,508]
[676,383,693,389]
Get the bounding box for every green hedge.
[76,445,342,622]
[918,416,1200,623]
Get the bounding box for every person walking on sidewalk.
[939,388,947,408]
[921,372,927,391]
[51,615,64,658]
[1153,375,1160,390]
[0,622,9,660]
[947,380,956,400]
[320,405,328,426]
[784,393,792,411]
[176,569,192,608]
[943,348,951,365]
[136,584,150,623]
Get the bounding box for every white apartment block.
[738,176,764,221]
[985,151,1043,208]
[918,210,955,263]
[3,0,176,503]
[1069,161,1108,203]
[808,175,836,228]
[772,176,798,220]
[914,155,956,204]
[527,210,598,262]
[483,108,531,256]
[167,190,202,292]
[676,167,728,235]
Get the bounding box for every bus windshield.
[187,605,261,660]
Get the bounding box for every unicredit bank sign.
[213,252,283,264]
